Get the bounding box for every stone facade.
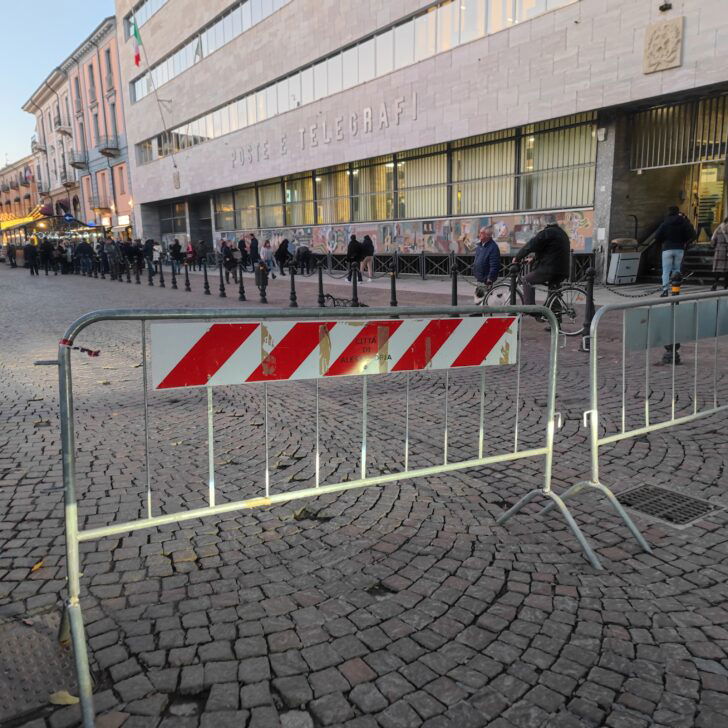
[115,0,728,247]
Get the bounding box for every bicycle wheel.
[483,283,523,306]
[547,285,587,336]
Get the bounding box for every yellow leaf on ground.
[49,690,79,706]
[31,560,44,572]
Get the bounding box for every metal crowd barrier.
[58,303,601,726]
[536,289,728,546]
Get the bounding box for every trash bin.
[607,239,641,284]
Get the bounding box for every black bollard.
[171,261,178,290]
[579,267,596,353]
[317,262,326,307]
[289,264,298,308]
[135,261,141,284]
[451,264,458,308]
[100,263,105,280]
[126,261,132,283]
[238,262,246,301]
[218,259,226,298]
[184,263,191,292]
[389,262,398,307]
[93,262,98,279]
[44,260,49,276]
[509,262,519,306]
[147,261,154,286]
[255,262,268,303]
[158,260,166,288]
[203,260,211,295]
[351,262,360,307]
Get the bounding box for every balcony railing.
[56,117,73,136]
[98,135,120,157]
[88,85,97,104]
[9,179,19,190]
[20,175,30,187]
[60,168,76,187]
[0,183,9,193]
[74,96,83,114]
[90,195,112,211]
[37,181,49,195]
[69,150,88,170]
[31,136,46,154]
[105,73,115,94]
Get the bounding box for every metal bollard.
[44,260,49,276]
[238,262,246,301]
[126,261,132,283]
[184,263,191,292]
[158,261,165,288]
[171,262,178,290]
[289,264,298,308]
[218,260,226,298]
[134,261,141,284]
[420,249,426,280]
[663,271,683,365]
[509,262,519,306]
[389,262,398,307]
[317,262,326,307]
[203,260,211,295]
[579,267,596,353]
[351,262,360,307]
[147,261,154,286]
[93,262,98,279]
[255,262,268,303]
[451,263,458,308]
[392,250,399,279]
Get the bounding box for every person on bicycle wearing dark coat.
[514,216,571,306]
[473,227,500,285]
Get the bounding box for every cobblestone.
[3,266,728,727]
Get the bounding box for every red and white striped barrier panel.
[151,316,518,390]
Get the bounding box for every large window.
[397,146,448,219]
[285,175,314,225]
[159,202,187,234]
[351,157,394,222]
[316,166,350,224]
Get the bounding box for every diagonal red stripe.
[325,320,403,377]
[451,317,516,368]
[157,323,259,389]
[247,321,337,382]
[391,319,462,372]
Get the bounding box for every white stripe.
[151,322,213,388]
[360,319,428,375]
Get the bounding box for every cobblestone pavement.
[1,264,728,728]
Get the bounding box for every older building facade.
[116,0,728,258]
[0,155,38,221]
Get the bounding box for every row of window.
[136,0,579,165]
[124,0,169,35]
[131,0,291,103]
[209,116,596,229]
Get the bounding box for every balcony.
[0,182,9,193]
[97,135,120,157]
[74,96,83,114]
[37,181,49,195]
[31,136,46,154]
[88,85,98,105]
[90,196,112,213]
[60,168,76,189]
[9,179,19,190]
[69,150,88,170]
[54,115,73,137]
[20,174,30,187]
[105,73,115,95]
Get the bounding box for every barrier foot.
[546,492,603,570]
[67,600,96,728]
[496,489,540,525]
[539,481,587,516]
[590,481,653,554]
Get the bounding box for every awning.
[0,205,46,231]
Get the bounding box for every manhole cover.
[619,485,723,527]
[0,612,79,724]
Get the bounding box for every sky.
[0,0,115,168]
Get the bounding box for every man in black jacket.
[346,235,363,282]
[654,206,695,296]
[23,242,39,276]
[514,216,571,306]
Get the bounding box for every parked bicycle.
[477,264,588,337]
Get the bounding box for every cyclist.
[514,215,571,307]
[473,227,501,302]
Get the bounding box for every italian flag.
[132,18,142,67]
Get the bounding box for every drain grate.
[619,485,723,526]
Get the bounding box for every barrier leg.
[496,489,541,525]
[539,481,587,515]
[588,481,653,554]
[545,492,603,570]
[68,599,95,727]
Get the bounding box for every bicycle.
[478,266,589,337]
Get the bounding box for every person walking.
[249,234,260,268]
[76,239,94,275]
[295,241,312,275]
[170,238,183,275]
[654,206,696,296]
[23,241,39,276]
[274,239,291,276]
[261,239,276,279]
[710,216,728,291]
[222,240,237,283]
[238,237,249,270]
[346,234,363,282]
[152,240,162,274]
[361,235,375,281]
[513,215,570,307]
[7,243,17,268]
[185,240,196,269]
[143,238,155,273]
[473,227,501,291]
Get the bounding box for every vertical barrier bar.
[141,323,152,519]
[714,299,720,409]
[315,378,320,488]
[361,376,368,479]
[207,387,216,508]
[478,367,485,460]
[693,303,699,415]
[264,383,270,498]
[58,344,95,728]
[621,310,627,434]
[443,371,449,465]
[514,316,523,452]
[644,308,651,426]
[671,301,677,420]
[404,372,410,472]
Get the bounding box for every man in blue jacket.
[473,227,500,287]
